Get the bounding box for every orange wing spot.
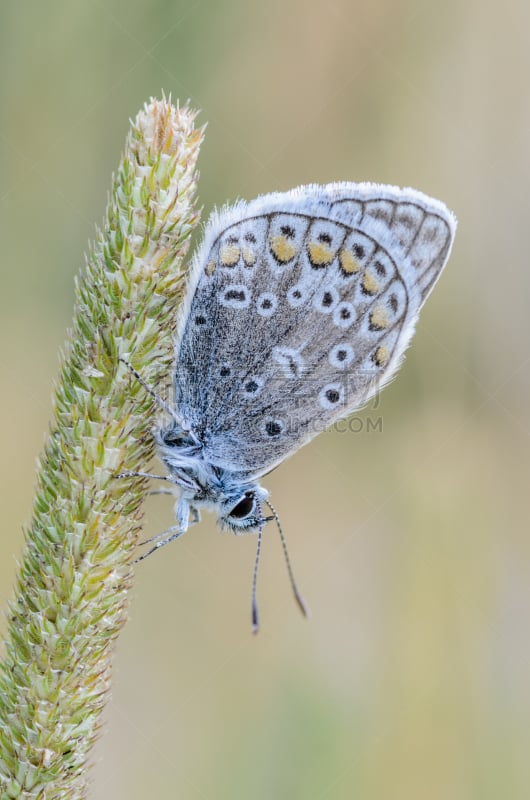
[374,345,389,367]
[220,244,240,267]
[362,271,380,295]
[242,247,257,267]
[205,259,216,276]
[370,305,390,330]
[338,248,361,275]
[270,235,297,263]
[307,241,334,267]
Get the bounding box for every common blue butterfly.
[120,182,456,630]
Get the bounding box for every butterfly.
[119,182,457,631]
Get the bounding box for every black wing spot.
[225,289,246,301]
[353,243,365,259]
[265,420,283,437]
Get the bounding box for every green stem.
[0,97,203,798]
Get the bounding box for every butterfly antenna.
[264,499,310,620]
[119,356,180,424]
[251,515,264,635]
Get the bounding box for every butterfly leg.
[135,496,192,562]
[134,525,187,562]
[114,470,177,483]
[189,506,201,526]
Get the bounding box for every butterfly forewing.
[174,183,456,477]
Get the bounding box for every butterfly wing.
[174,182,456,478]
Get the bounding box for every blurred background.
[1,1,529,797]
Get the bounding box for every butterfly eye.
[229,492,255,519]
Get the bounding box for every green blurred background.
[1,1,529,797]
